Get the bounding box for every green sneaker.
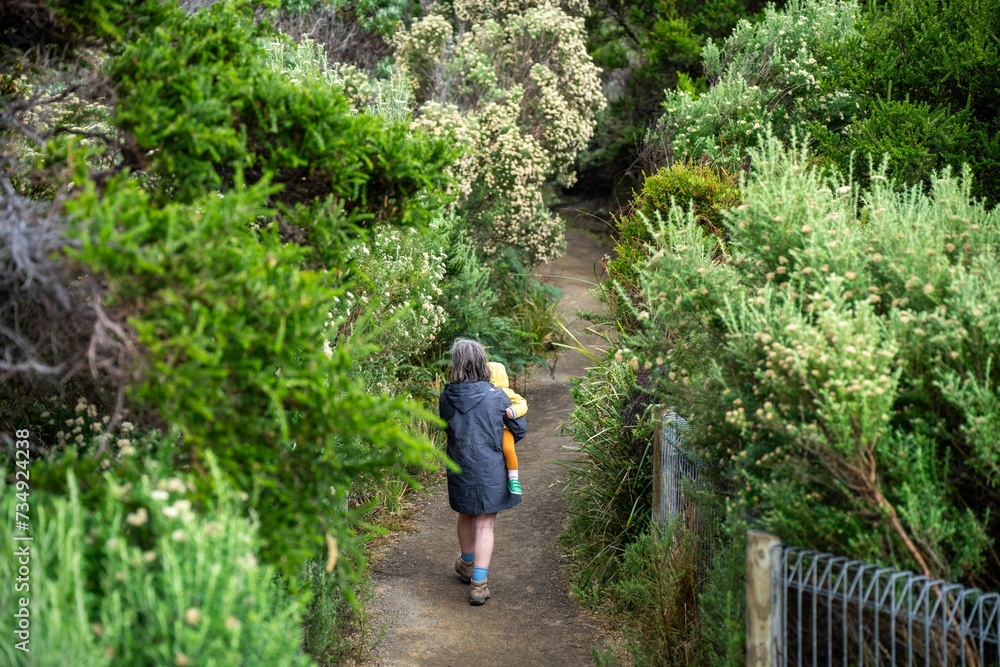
[508,479,522,495]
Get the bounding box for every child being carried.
[488,362,526,495]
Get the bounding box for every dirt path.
[367,215,612,667]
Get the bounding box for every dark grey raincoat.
[439,380,527,515]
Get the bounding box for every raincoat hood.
[441,381,494,415]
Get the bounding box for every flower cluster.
[45,397,138,464]
[411,98,566,264]
[329,222,448,390]
[395,0,605,266]
[452,0,590,23]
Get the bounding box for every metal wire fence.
[774,545,1000,666]
[652,407,720,577]
[654,409,695,523]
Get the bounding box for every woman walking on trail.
[439,338,527,605]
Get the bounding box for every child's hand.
[505,407,515,419]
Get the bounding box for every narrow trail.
[367,213,613,666]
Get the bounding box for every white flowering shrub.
[625,138,998,581]
[412,99,563,263]
[644,0,858,171]
[452,0,590,23]
[392,14,452,100]
[394,0,605,266]
[332,221,448,390]
[0,468,313,667]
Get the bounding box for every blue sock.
[472,566,488,583]
[461,552,474,563]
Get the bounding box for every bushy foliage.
[632,162,740,231]
[394,0,606,266]
[577,0,768,195]
[0,463,314,667]
[6,0,455,581]
[453,0,592,22]
[607,529,701,667]
[628,139,998,583]
[281,0,417,35]
[643,0,858,171]
[112,2,452,227]
[846,0,1000,132]
[0,0,171,55]
[66,164,443,577]
[606,162,740,329]
[644,0,1000,203]
[810,98,977,193]
[832,0,1000,202]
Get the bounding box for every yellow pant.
[502,428,518,472]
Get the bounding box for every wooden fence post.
[746,530,782,667]
[651,404,666,530]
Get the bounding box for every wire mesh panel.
[652,408,720,576]
[659,410,694,522]
[774,546,1000,666]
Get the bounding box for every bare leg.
[472,513,497,570]
[457,512,476,555]
[457,512,498,569]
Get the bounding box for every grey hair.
[448,338,491,384]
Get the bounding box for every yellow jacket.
[488,362,527,419]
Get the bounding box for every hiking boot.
[508,479,522,495]
[455,556,473,584]
[470,579,491,605]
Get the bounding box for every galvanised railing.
[653,407,695,525]
[773,546,1000,666]
[652,406,719,577]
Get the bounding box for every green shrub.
[810,98,976,192]
[610,528,701,667]
[42,0,458,579]
[606,162,740,331]
[298,557,369,666]
[335,219,448,393]
[634,162,740,233]
[643,0,859,172]
[628,137,997,583]
[644,0,1000,204]
[696,528,746,667]
[579,136,1000,664]
[577,0,762,197]
[837,0,1000,203]
[112,0,452,228]
[846,0,1000,128]
[0,463,314,667]
[66,171,443,578]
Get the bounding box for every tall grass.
[562,351,747,666]
[562,359,654,594]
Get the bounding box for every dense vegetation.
[1,0,600,663]
[3,0,999,663]
[562,0,1000,664]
